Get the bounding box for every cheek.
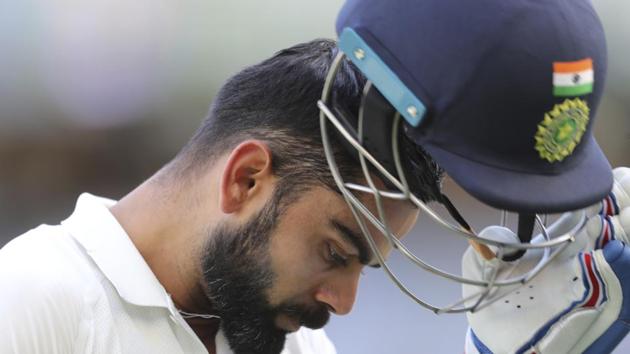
[266,230,326,303]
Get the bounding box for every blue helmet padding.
[338,28,426,127]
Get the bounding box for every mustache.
[278,302,330,330]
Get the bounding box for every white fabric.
[552,69,594,87]
[464,327,481,354]
[464,244,623,354]
[462,166,630,353]
[0,193,336,354]
[462,209,629,353]
[546,250,622,354]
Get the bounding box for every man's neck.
[110,180,212,313]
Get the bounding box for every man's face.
[200,184,417,354]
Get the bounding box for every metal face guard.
[318,52,578,314]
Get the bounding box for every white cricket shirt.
[0,193,337,354]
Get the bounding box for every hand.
[464,167,630,354]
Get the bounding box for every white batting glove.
[463,167,630,354]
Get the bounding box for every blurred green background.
[1,1,628,353]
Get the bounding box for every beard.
[200,192,330,354]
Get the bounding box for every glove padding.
[464,167,630,354]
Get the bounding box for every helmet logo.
[535,98,589,163]
[553,58,594,97]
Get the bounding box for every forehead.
[300,184,415,221]
[355,189,419,248]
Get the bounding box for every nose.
[313,271,360,315]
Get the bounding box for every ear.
[219,140,274,214]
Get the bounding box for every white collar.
[61,193,171,309]
[62,193,238,354]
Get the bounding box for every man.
[2,2,628,354]
[0,40,423,354]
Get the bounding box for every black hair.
[170,38,442,204]
[170,39,362,197]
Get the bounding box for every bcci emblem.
[535,98,590,162]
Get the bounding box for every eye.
[326,243,349,268]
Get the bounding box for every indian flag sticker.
[553,58,594,97]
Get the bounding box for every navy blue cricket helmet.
[335,0,612,214]
[316,0,614,313]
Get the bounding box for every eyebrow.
[330,219,381,268]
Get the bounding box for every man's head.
[171,39,364,194]
[200,178,417,353]
[153,39,427,353]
